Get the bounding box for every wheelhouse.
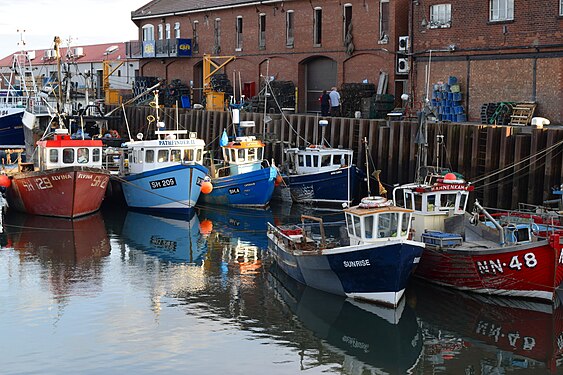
[344,204,414,245]
[36,129,103,169]
[285,146,353,175]
[221,136,265,175]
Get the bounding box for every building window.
[313,7,322,46]
[379,0,389,42]
[193,21,199,53]
[429,4,451,28]
[165,23,171,39]
[174,22,180,38]
[560,0,563,16]
[490,0,513,21]
[236,16,243,51]
[142,24,154,41]
[157,24,163,40]
[214,18,221,54]
[259,13,266,48]
[343,4,352,44]
[286,10,294,47]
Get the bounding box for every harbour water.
[0,203,562,374]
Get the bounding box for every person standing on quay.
[319,90,330,116]
[329,87,341,117]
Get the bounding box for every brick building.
[128,0,411,113]
[411,0,563,124]
[129,0,563,124]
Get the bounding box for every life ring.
[308,144,316,148]
[359,196,392,208]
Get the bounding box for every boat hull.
[0,109,25,146]
[415,238,563,301]
[281,166,364,206]
[6,166,110,218]
[267,233,424,307]
[120,164,208,213]
[199,167,276,208]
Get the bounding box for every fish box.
[421,230,463,247]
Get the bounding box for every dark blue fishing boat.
[267,196,425,307]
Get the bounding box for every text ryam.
[476,253,537,275]
[343,259,371,267]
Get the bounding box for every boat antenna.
[364,137,371,197]
[414,107,429,182]
[54,36,63,118]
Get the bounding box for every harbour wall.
[112,105,563,209]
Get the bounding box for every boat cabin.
[36,129,103,170]
[219,136,265,176]
[344,197,414,246]
[123,131,205,175]
[285,146,353,175]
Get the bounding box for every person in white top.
[329,87,341,117]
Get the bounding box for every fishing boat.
[0,49,45,148]
[277,120,365,207]
[392,111,563,302]
[1,128,110,218]
[117,92,210,213]
[200,123,277,208]
[267,191,424,307]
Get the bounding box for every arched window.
[142,24,154,41]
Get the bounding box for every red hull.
[415,236,563,301]
[6,167,110,218]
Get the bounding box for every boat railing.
[480,204,563,239]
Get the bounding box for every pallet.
[509,102,536,126]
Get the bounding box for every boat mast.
[364,137,371,197]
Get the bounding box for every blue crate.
[422,230,463,246]
[452,92,462,101]
[448,76,458,85]
[456,114,467,122]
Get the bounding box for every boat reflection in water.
[412,280,563,373]
[121,210,208,265]
[4,211,110,297]
[268,262,423,374]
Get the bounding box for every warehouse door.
[305,57,336,113]
[193,61,203,105]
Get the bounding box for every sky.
[0,0,148,58]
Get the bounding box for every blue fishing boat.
[121,210,208,265]
[277,120,365,207]
[267,196,425,307]
[200,128,278,208]
[117,92,211,213]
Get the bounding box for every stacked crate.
[431,76,467,122]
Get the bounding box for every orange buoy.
[199,219,213,235]
[0,174,11,188]
[201,181,213,194]
[444,172,457,181]
[274,174,283,187]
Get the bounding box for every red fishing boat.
[3,128,110,218]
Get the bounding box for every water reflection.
[268,262,423,374]
[412,280,563,373]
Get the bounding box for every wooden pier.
[112,105,563,210]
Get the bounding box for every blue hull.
[283,166,365,205]
[121,210,208,265]
[0,110,25,146]
[268,238,423,306]
[120,164,208,213]
[199,167,277,207]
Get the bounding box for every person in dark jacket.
[319,90,330,116]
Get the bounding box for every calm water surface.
[0,202,561,374]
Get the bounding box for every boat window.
[404,192,413,210]
[49,149,58,163]
[183,149,194,162]
[158,149,169,163]
[248,148,256,161]
[321,155,331,167]
[171,149,182,162]
[401,213,410,236]
[238,149,245,160]
[77,148,89,164]
[312,155,319,167]
[63,148,74,164]
[364,215,374,239]
[353,215,361,237]
[196,149,202,162]
[427,194,436,211]
[305,155,312,167]
[257,147,263,160]
[145,150,154,163]
[414,194,422,211]
[340,154,349,166]
[93,148,100,162]
[459,193,467,211]
[439,193,457,209]
[377,212,398,238]
[345,213,354,236]
[298,154,304,167]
